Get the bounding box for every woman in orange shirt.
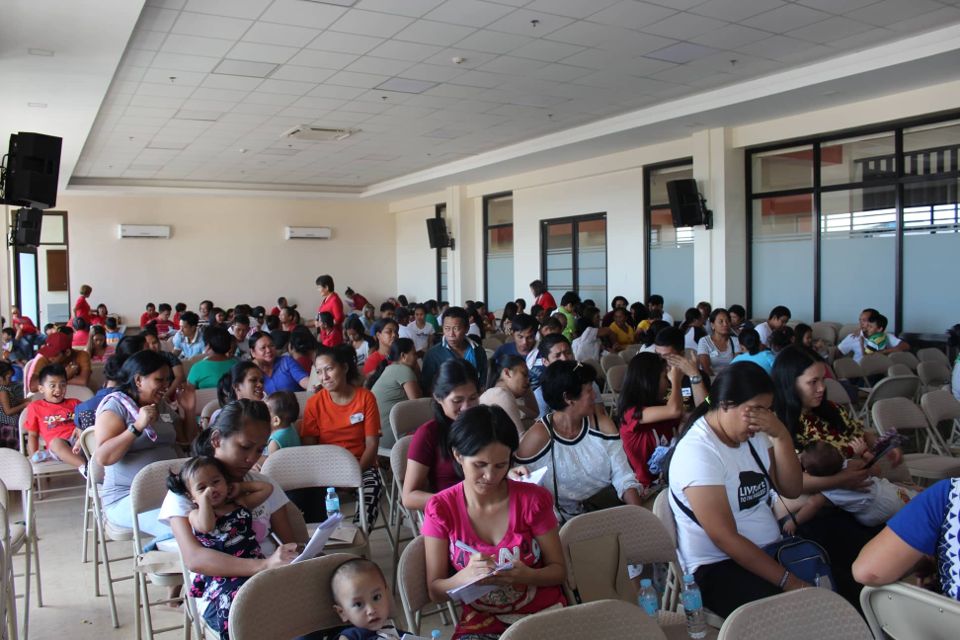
[301,344,382,527]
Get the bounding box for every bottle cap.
[640,578,652,588]
[682,574,694,583]
[327,487,336,493]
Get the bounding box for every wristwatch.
[689,375,703,385]
[127,423,143,437]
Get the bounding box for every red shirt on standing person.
[535,291,557,314]
[74,295,91,322]
[317,292,345,346]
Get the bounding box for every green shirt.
[186,358,237,389]
[558,307,576,340]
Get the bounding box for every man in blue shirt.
[420,306,487,395]
[171,311,205,359]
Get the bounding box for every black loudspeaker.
[3,132,63,209]
[14,208,43,246]
[426,217,451,249]
[666,179,704,227]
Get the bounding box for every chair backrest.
[482,336,503,350]
[917,361,952,387]
[390,436,413,497]
[231,554,364,640]
[261,445,362,491]
[78,426,105,484]
[718,587,872,640]
[651,490,677,546]
[88,362,107,391]
[837,323,860,344]
[200,399,219,423]
[917,347,949,366]
[863,375,921,409]
[605,364,628,394]
[860,582,960,640]
[66,383,94,401]
[887,364,913,377]
[192,387,219,414]
[130,458,185,515]
[823,378,853,410]
[390,397,434,442]
[832,357,863,381]
[397,535,431,633]
[621,345,642,362]
[811,322,838,346]
[871,397,929,434]
[558,505,678,597]
[294,390,311,418]
[181,355,203,376]
[499,599,667,640]
[581,359,602,382]
[888,351,920,371]
[601,353,624,374]
[859,353,892,378]
[0,448,34,493]
[921,389,960,427]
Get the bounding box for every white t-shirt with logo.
[669,417,781,574]
[399,321,433,353]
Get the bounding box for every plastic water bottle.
[681,574,707,639]
[325,487,341,518]
[638,578,659,618]
[430,630,441,640]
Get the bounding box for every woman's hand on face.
[667,361,685,385]
[744,406,789,440]
[664,353,697,378]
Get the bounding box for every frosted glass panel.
[650,244,694,321]
[18,252,40,322]
[578,218,606,304]
[752,195,813,323]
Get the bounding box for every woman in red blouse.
[315,274,344,346]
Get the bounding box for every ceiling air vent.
[283,125,357,142]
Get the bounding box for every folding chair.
[858,374,921,430]
[499,599,668,640]
[385,399,433,535]
[621,344,642,362]
[128,460,188,640]
[66,384,94,401]
[0,482,10,640]
[887,364,913,378]
[198,399,219,429]
[832,357,864,384]
[231,554,371,640]
[888,351,920,371]
[601,353,625,375]
[261,445,370,558]
[78,427,133,629]
[601,364,627,416]
[482,336,503,351]
[811,322,838,347]
[917,361,952,394]
[917,347,949,367]
[872,398,960,480]
[396,536,456,634]
[17,409,85,502]
[860,582,960,640]
[88,362,107,392]
[0,449,41,640]
[920,389,960,452]
[191,387,218,417]
[837,324,860,344]
[823,377,854,413]
[388,436,419,587]
[718,588,871,640]
[859,353,892,381]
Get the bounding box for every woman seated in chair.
[516,360,643,524]
[368,337,422,450]
[26,332,92,392]
[76,335,145,428]
[667,362,805,618]
[206,361,265,427]
[402,360,480,513]
[696,308,740,379]
[250,331,309,394]
[142,327,189,405]
[424,404,566,639]
[86,324,113,363]
[479,354,538,436]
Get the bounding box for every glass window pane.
[751,194,814,322]
[649,207,693,320]
[577,218,606,305]
[649,164,693,207]
[486,195,513,226]
[486,226,513,311]
[751,145,813,193]
[39,214,65,244]
[545,222,573,302]
[820,132,896,187]
[819,187,896,324]
[903,120,960,173]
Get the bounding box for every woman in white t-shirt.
[159,400,300,585]
[667,361,804,617]
[696,308,740,379]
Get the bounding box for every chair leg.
[81,490,92,563]
[134,572,142,640]
[140,574,156,640]
[21,542,31,640]
[30,537,41,609]
[93,523,102,598]
[98,527,119,629]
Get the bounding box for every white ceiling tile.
[694,24,772,50]
[544,21,622,47]
[139,6,179,32]
[423,83,485,98]
[291,96,347,110]
[691,0,786,22]
[795,0,888,12]
[887,7,960,33]
[149,0,187,9]
[588,1,677,29]
[213,59,279,77]
[355,89,415,103]
[376,77,439,93]
[847,0,944,27]
[151,52,222,72]
[534,62,595,81]
[478,55,546,75]
[453,29,532,53]
[202,74,263,91]
[231,102,284,115]
[776,43,836,64]
[557,48,620,69]
[825,27,895,50]
[191,87,249,102]
[786,16,873,44]
[124,50,158,67]
[162,34,235,57]
[447,69,505,87]
[245,91,300,106]
[485,9,573,36]
[509,39,584,62]
[354,0,446,18]
[742,4,832,33]
[398,63,464,82]
[330,9,415,37]
[242,23,321,47]
[645,42,718,63]
[595,30,675,55]
[184,0,272,20]
[689,51,781,75]
[172,12,253,39]
[269,64,336,83]
[287,49,359,69]
[368,40,444,62]
[130,94,186,109]
[307,31,384,54]
[256,78,318,95]
[339,100,391,114]
[393,19,476,46]
[523,0,620,19]
[422,48,499,68]
[143,68,207,85]
[260,0,347,28]
[344,56,416,75]
[227,42,299,64]
[423,0,516,27]
[135,82,195,98]
[642,0,705,9]
[735,35,817,61]
[130,30,167,51]
[327,70,392,88]
[307,84,369,99]
[641,12,728,40]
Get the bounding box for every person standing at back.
[530,280,557,316]
[316,275,345,347]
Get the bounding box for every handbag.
[671,439,835,591]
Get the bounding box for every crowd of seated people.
[3,279,959,640]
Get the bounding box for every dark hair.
[739,328,762,356]
[654,327,684,353]
[772,345,840,445]
[103,335,147,385]
[395,307,410,324]
[530,304,544,317]
[366,337,415,388]
[640,320,670,347]
[541,316,563,334]
[58,325,74,338]
[145,302,156,310]
[264,315,280,332]
[289,327,317,355]
[794,323,813,346]
[175,302,187,313]
[708,307,729,326]
[72,316,89,332]
[158,303,172,313]
[442,306,468,327]
[331,558,386,604]
[193,398,271,457]
[769,328,794,354]
[1,327,14,339]
[317,311,334,328]
[379,302,395,313]
[537,333,570,359]
[199,300,214,311]
[116,350,171,401]
[315,344,360,388]
[180,311,199,328]
[617,352,667,420]
[271,331,290,351]
[665,362,774,481]
[768,305,791,321]
[948,324,960,349]
[630,302,650,324]
[430,359,480,460]
[265,391,299,426]
[371,318,399,350]
[682,307,701,327]
[494,353,527,381]
[611,295,628,309]
[869,313,888,331]
[317,274,333,291]
[500,301,518,323]
[219,361,261,405]
[560,291,580,307]
[0,361,14,379]
[529,279,546,296]
[105,317,119,330]
[248,330,272,351]
[38,364,67,385]
[466,308,485,339]
[729,304,746,320]
[449,405,520,478]
[166,455,229,497]
[514,297,526,310]
[232,314,250,327]
[397,295,409,308]
[203,326,232,356]
[647,294,664,306]
[541,360,597,412]
[799,441,844,477]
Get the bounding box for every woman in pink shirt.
[423,405,566,639]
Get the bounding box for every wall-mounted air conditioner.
[118,224,171,239]
[285,226,332,240]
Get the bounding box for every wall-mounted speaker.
[3,132,63,210]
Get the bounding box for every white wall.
[392,192,443,304]
[59,194,394,323]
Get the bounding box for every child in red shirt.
[24,364,84,470]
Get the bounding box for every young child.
[105,317,123,347]
[259,391,301,465]
[330,558,406,640]
[0,361,32,448]
[167,456,273,640]
[781,439,916,529]
[863,313,890,355]
[23,364,85,471]
[318,312,337,348]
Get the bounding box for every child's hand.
[849,437,868,457]
[782,519,797,536]
[71,433,83,455]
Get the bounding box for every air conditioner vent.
[282,125,357,142]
